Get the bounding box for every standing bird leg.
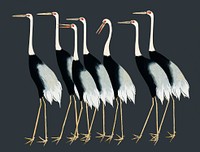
[105,98,119,143]
[38,97,48,146]
[81,107,97,143]
[114,98,124,145]
[73,95,79,139]
[166,95,176,141]
[96,103,106,142]
[150,97,159,144]
[25,98,42,146]
[132,97,155,143]
[52,95,72,144]
[67,100,83,144]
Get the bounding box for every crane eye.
[81,17,84,21]
[71,24,74,27]
[53,12,57,16]
[147,11,152,14]
[131,20,135,24]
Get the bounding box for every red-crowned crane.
[118,20,172,144]
[36,11,82,144]
[59,23,100,143]
[97,19,136,145]
[66,17,114,142]
[13,13,62,146]
[132,10,190,141]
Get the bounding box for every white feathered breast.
[37,64,62,106]
[148,63,172,104]
[118,66,136,104]
[96,65,114,106]
[169,61,190,100]
[80,70,100,109]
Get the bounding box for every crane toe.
[132,134,142,143]
[149,133,159,145]
[114,134,124,145]
[37,136,48,146]
[166,131,176,142]
[25,137,35,146]
[80,133,91,144]
[96,132,106,142]
[51,136,62,145]
[67,132,79,144]
[105,133,114,143]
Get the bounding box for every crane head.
[66,17,86,23]
[12,13,33,19]
[59,23,77,30]
[96,19,111,34]
[37,11,58,17]
[132,10,154,16]
[118,20,138,26]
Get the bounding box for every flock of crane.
[13,10,190,146]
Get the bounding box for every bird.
[66,17,114,142]
[96,18,136,145]
[118,19,172,144]
[13,13,62,146]
[132,10,190,141]
[36,11,83,144]
[59,23,100,143]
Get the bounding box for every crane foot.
[132,134,142,143]
[37,136,48,146]
[51,136,62,145]
[67,132,79,144]
[150,133,159,145]
[105,133,114,143]
[166,131,176,142]
[114,134,124,145]
[80,133,91,144]
[96,132,106,142]
[25,137,35,146]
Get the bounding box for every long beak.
[66,18,79,21]
[96,22,106,35]
[59,24,71,28]
[118,21,131,24]
[132,11,146,15]
[37,12,52,16]
[12,14,26,18]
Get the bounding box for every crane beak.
[59,24,71,28]
[66,18,80,21]
[37,12,53,16]
[132,11,147,15]
[96,22,106,35]
[12,14,27,18]
[118,21,131,24]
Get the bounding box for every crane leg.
[81,107,97,144]
[67,100,83,144]
[25,98,42,146]
[132,97,155,143]
[96,103,106,142]
[37,97,48,146]
[52,95,72,144]
[150,97,160,145]
[166,95,176,142]
[105,98,119,143]
[73,95,79,139]
[114,98,124,145]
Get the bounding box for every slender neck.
[73,27,79,60]
[28,17,35,55]
[149,14,155,52]
[134,23,142,56]
[103,23,111,56]
[82,21,89,54]
[55,15,62,50]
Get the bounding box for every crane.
[66,17,114,142]
[36,11,82,144]
[118,19,172,144]
[97,18,136,145]
[59,23,100,143]
[13,13,62,146]
[133,10,190,141]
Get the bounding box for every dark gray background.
[1,0,199,151]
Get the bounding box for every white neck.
[103,22,111,56]
[28,17,35,55]
[73,27,79,61]
[82,21,89,54]
[134,22,142,56]
[149,14,155,52]
[55,15,62,50]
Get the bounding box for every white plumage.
[66,56,73,80]
[148,63,172,103]
[80,69,100,109]
[37,64,62,106]
[118,66,136,104]
[96,65,114,106]
[169,61,190,100]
